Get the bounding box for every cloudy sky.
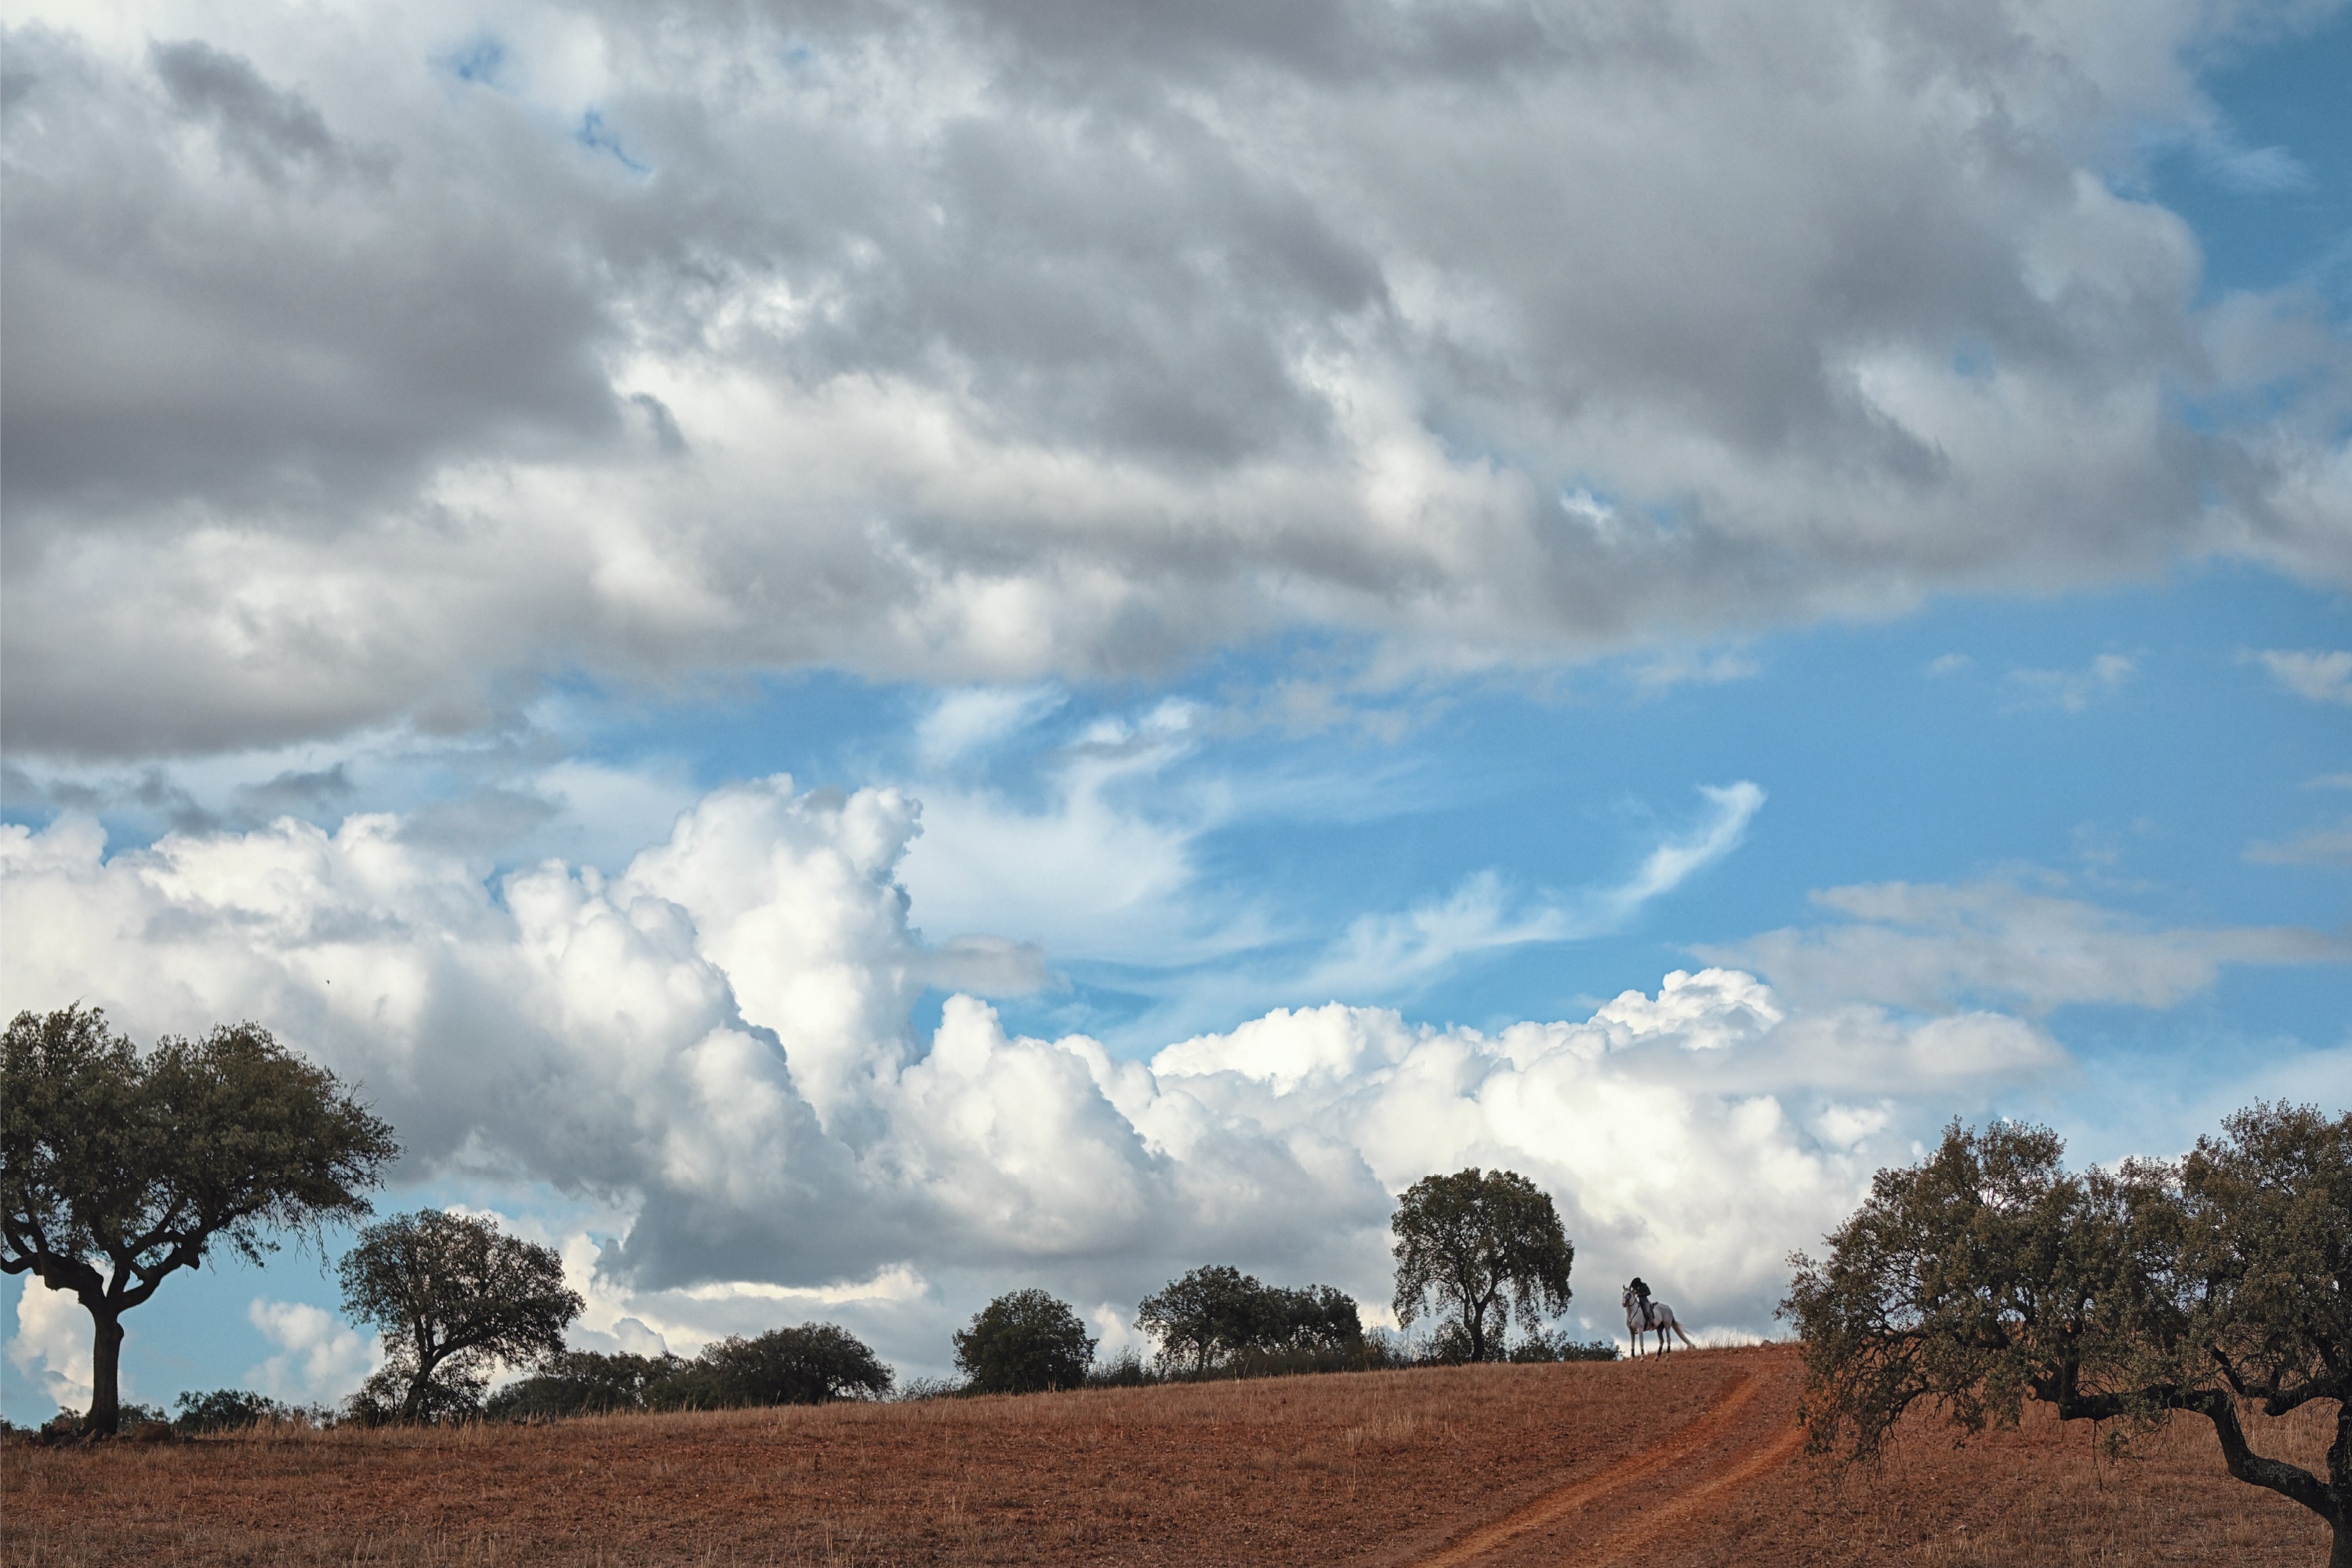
[2,0,2347,1418]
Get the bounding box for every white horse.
[1622,1284,1696,1357]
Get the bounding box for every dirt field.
[1,1346,2333,1566]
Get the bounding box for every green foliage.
[1781,1117,2154,1456]
[1784,1106,2352,1551]
[1135,1265,1363,1374]
[485,1327,895,1421]
[1507,1327,1618,1363]
[0,1006,399,1435]
[1391,1167,1575,1363]
[2179,1104,2352,1422]
[671,1324,895,1407]
[173,1388,295,1432]
[954,1288,1097,1395]
[338,1210,583,1423]
[486,1352,688,1421]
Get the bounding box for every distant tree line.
[2,1005,1610,1440]
[489,1324,893,1419]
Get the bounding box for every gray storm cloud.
[4,0,2348,758]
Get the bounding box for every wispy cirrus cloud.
[2005,653,2136,713]
[2253,648,2352,706]
[1119,781,1768,1040]
[2248,821,2352,867]
[1710,877,2346,1014]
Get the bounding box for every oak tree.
[339,1209,583,1421]
[1391,1167,1574,1363]
[0,1006,398,1435]
[1137,1265,1261,1373]
[1784,1106,2352,1567]
[953,1288,1095,1394]
[485,1349,688,1420]
[1138,1265,1364,1373]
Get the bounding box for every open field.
[2,1346,2332,1566]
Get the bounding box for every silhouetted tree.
[1391,1167,1574,1363]
[674,1323,895,1406]
[1268,1283,1364,1354]
[339,1210,582,1421]
[1138,1265,1365,1373]
[954,1289,1096,1394]
[488,1324,895,1420]
[0,1006,397,1435]
[1138,1265,1259,1373]
[1785,1106,2352,1568]
[485,1350,688,1421]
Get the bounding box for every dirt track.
[1411,1350,1806,1568]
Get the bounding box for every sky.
[1,0,2346,1422]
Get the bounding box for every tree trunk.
[401,1364,433,1421]
[2331,1402,2351,1568]
[401,1341,448,1421]
[86,1307,125,1436]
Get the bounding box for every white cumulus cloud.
[7,1281,95,1415]
[246,1299,381,1404]
[4,779,2078,1341]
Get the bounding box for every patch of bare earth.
[1,1347,2332,1566]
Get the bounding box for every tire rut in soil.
[1406,1362,1799,1568]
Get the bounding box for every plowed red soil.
[2,1346,2333,1566]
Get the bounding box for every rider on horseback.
[1629,1277,1653,1322]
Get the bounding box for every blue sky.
[2,0,2346,1421]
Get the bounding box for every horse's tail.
[1670,1320,1696,1348]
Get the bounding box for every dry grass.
[1,1347,2335,1566]
[1,1358,1724,1567]
[1656,1388,2336,1568]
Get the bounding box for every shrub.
[1508,1329,1619,1363]
[173,1388,294,1432]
